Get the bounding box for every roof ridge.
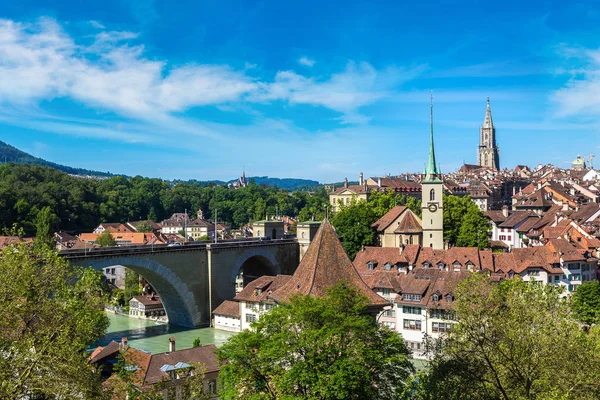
[307,220,327,294]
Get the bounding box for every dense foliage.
[0,240,109,398]
[571,281,600,325]
[409,275,600,400]
[330,190,421,259]
[443,194,490,249]
[0,163,328,235]
[218,283,414,400]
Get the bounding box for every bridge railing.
[60,237,297,258]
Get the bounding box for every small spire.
[424,91,441,183]
[483,97,493,128]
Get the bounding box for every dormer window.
[432,294,439,302]
[445,294,453,304]
[453,262,461,271]
[437,262,444,270]
[384,263,391,271]
[508,271,515,279]
[423,262,430,269]
[367,262,375,271]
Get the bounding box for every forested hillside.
[0,164,329,235]
[0,140,115,177]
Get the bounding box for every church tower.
[422,93,444,250]
[477,97,500,169]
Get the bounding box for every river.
[94,313,237,354]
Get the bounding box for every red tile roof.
[371,206,408,231]
[212,300,241,318]
[271,220,388,308]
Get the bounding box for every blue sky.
[0,0,599,182]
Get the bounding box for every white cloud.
[0,18,257,119]
[253,61,424,122]
[551,47,600,117]
[88,20,106,29]
[298,56,315,67]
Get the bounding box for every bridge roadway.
[62,238,300,328]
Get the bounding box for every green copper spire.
[424,91,442,183]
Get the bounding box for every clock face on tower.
[428,203,438,213]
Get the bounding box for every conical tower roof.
[271,220,388,308]
[423,93,442,183]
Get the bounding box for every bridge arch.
[86,257,201,328]
[231,248,280,287]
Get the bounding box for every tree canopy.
[0,163,328,235]
[330,191,421,259]
[96,231,117,247]
[443,194,490,248]
[0,241,109,399]
[410,275,600,400]
[218,283,414,400]
[571,280,600,325]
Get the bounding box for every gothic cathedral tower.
[422,94,444,250]
[477,97,500,169]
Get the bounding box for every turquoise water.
[94,313,236,354]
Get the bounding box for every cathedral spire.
[483,96,493,128]
[424,91,441,183]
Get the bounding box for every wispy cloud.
[431,60,549,78]
[551,46,600,118]
[88,20,105,29]
[253,62,426,124]
[298,56,316,67]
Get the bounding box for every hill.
[0,140,114,177]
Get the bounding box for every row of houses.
[213,220,599,359]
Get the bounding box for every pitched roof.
[395,210,423,233]
[212,300,240,318]
[89,341,121,363]
[271,220,388,308]
[371,206,407,231]
[144,345,220,386]
[131,295,163,307]
[498,210,537,228]
[234,275,291,303]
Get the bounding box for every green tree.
[96,231,117,247]
[0,241,109,398]
[571,281,600,325]
[413,275,600,400]
[455,206,490,249]
[124,269,142,301]
[218,283,414,400]
[135,221,154,232]
[34,205,58,247]
[330,198,379,259]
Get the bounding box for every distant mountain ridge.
[0,140,320,190]
[0,140,115,177]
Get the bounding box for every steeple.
[483,96,493,128]
[423,91,442,183]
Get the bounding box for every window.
[301,232,305,239]
[422,262,430,269]
[499,235,506,240]
[245,314,256,323]
[501,228,504,232]
[245,302,253,309]
[437,263,444,270]
[403,319,422,330]
[383,309,395,318]
[382,288,391,296]
[430,189,435,202]
[529,270,540,276]
[402,294,422,302]
[432,294,439,302]
[507,236,512,241]
[384,263,391,271]
[432,322,453,333]
[445,295,453,304]
[403,306,422,314]
[367,262,374,271]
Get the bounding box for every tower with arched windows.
[421,94,444,249]
[477,97,500,169]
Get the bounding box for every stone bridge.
[62,239,299,328]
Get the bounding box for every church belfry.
[478,97,500,169]
[421,92,444,250]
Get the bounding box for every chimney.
[562,201,569,211]
[344,177,348,188]
[198,209,204,220]
[502,205,508,218]
[121,337,128,350]
[169,336,176,352]
[377,177,382,188]
[359,172,364,186]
